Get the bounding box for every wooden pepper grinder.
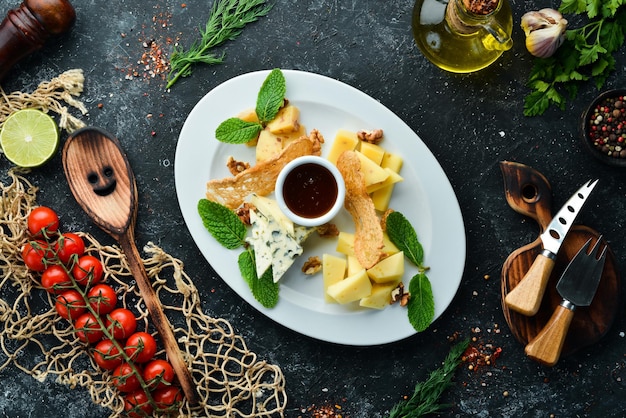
[0,0,75,81]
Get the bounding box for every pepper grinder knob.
[0,0,76,81]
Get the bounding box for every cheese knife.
[505,179,598,316]
[524,237,606,366]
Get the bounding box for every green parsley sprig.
[385,211,434,332]
[166,0,273,89]
[387,338,469,418]
[524,0,626,116]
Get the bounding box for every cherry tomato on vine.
[143,359,174,390]
[72,255,104,286]
[21,240,53,272]
[55,290,86,320]
[87,284,117,315]
[27,206,59,237]
[153,386,183,410]
[41,265,71,294]
[124,332,157,363]
[93,339,123,371]
[55,232,85,265]
[74,312,104,344]
[106,308,137,340]
[124,389,153,417]
[113,362,142,393]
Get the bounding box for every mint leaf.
[256,68,286,124]
[197,199,247,249]
[385,210,435,332]
[238,249,279,308]
[386,211,424,267]
[215,117,262,144]
[407,272,435,332]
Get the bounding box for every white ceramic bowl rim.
[275,155,346,227]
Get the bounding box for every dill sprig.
[166,0,272,89]
[387,338,469,418]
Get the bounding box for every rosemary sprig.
[166,0,273,89]
[387,338,469,418]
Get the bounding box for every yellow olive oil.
[412,0,513,73]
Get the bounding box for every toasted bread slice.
[336,150,384,269]
[206,130,323,209]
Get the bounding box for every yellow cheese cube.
[323,254,347,303]
[382,232,400,256]
[366,168,403,194]
[327,129,359,165]
[326,269,372,304]
[359,282,398,309]
[336,231,355,257]
[381,152,403,173]
[371,183,395,212]
[280,124,307,149]
[266,105,300,134]
[355,151,390,187]
[347,255,363,276]
[256,129,283,162]
[366,251,404,284]
[237,108,259,123]
[359,142,385,165]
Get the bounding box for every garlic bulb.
[521,8,568,58]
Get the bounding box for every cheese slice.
[249,193,294,236]
[245,196,314,283]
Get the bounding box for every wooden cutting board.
[500,161,620,358]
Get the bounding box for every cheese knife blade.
[524,237,607,366]
[539,179,599,255]
[505,179,598,316]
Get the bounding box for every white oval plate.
[175,70,466,346]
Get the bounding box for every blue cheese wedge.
[249,193,294,236]
[246,197,314,283]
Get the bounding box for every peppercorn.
[587,95,626,159]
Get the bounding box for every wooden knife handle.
[524,303,575,366]
[505,253,554,316]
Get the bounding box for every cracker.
[336,150,384,269]
[206,130,323,209]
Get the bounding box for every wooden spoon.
[62,127,198,405]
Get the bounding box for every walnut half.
[390,283,410,307]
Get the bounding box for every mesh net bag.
[0,169,287,417]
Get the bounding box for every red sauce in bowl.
[282,162,338,219]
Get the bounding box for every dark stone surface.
[0,0,625,417]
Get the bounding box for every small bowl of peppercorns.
[581,89,626,167]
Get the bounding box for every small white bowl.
[275,155,345,227]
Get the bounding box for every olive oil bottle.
[412,0,513,73]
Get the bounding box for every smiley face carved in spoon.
[63,127,135,236]
[88,165,117,197]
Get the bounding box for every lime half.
[0,109,59,167]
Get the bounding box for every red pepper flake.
[117,5,181,84]
[299,402,345,418]
[462,341,502,371]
